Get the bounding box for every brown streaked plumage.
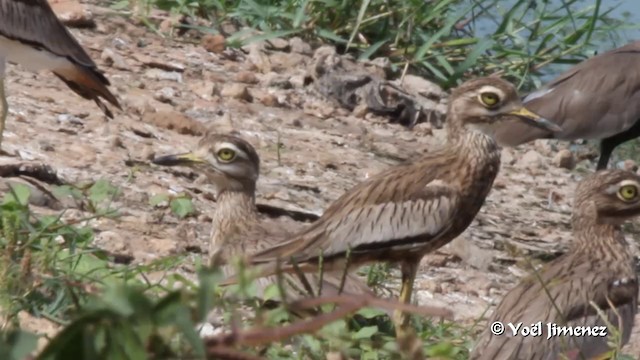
[493,40,640,170]
[152,133,372,299]
[0,0,121,147]
[471,169,639,360]
[236,77,561,334]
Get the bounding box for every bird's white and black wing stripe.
[0,0,94,66]
[0,0,121,116]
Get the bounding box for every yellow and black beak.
[152,152,205,166]
[508,107,562,132]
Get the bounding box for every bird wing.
[472,256,638,360]
[218,214,373,299]
[250,154,461,265]
[492,40,640,146]
[0,0,95,66]
[0,0,121,115]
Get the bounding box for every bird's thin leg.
[393,259,419,338]
[598,119,640,170]
[0,59,7,150]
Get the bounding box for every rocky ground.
[2,0,640,356]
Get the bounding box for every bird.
[0,0,121,149]
[492,40,640,170]
[470,169,639,360]
[234,76,562,335]
[152,133,372,299]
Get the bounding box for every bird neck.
[446,121,500,158]
[572,213,633,262]
[209,190,259,260]
[445,112,499,151]
[212,190,258,227]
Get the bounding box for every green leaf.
[355,307,386,319]
[170,197,195,218]
[88,179,119,204]
[263,283,281,301]
[52,185,83,200]
[149,194,170,207]
[0,330,39,360]
[352,325,378,340]
[3,183,31,206]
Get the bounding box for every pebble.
[220,83,253,102]
[289,37,312,55]
[516,149,544,169]
[552,149,576,169]
[234,71,259,84]
[154,87,178,104]
[201,34,226,54]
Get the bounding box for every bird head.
[447,77,562,138]
[152,134,260,195]
[575,169,640,224]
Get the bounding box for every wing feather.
[0,0,95,66]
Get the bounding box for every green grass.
[113,0,636,91]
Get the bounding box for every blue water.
[469,0,640,82]
[609,0,640,42]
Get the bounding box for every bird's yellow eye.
[479,92,500,108]
[217,148,236,162]
[618,184,638,201]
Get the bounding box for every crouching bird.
[152,133,373,300]
[470,169,639,360]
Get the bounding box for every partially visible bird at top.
[0,0,121,150]
[470,169,639,360]
[492,40,640,170]
[152,133,373,299]
[229,76,562,336]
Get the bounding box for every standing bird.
[470,169,639,360]
[238,77,561,335]
[0,0,121,149]
[493,40,640,170]
[152,133,372,299]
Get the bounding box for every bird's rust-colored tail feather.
[53,64,121,118]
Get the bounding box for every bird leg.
[0,60,6,150]
[598,119,640,170]
[393,259,419,338]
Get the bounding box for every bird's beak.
[152,152,205,166]
[508,107,562,132]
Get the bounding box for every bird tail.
[53,65,121,118]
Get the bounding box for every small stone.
[263,72,292,89]
[153,87,178,104]
[517,150,544,169]
[352,103,368,118]
[101,48,129,70]
[201,34,226,54]
[220,83,253,102]
[49,0,95,28]
[289,37,312,55]
[142,110,205,136]
[141,146,155,161]
[552,149,576,170]
[94,231,131,256]
[246,43,272,73]
[289,74,307,88]
[234,71,259,84]
[266,38,289,50]
[259,93,280,107]
[144,69,182,82]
